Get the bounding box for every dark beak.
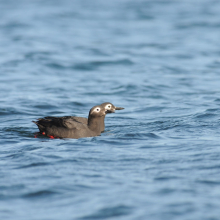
[106,107,124,114]
[115,107,124,110]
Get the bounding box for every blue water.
[1,0,220,219]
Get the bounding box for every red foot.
[34,132,57,139]
[34,132,46,138]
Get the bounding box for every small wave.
[120,132,161,140]
[156,188,176,195]
[78,205,133,220]
[4,127,36,138]
[46,58,133,71]
[33,103,58,110]
[206,108,219,112]
[176,21,220,29]
[196,180,220,186]
[0,107,23,116]
[73,59,134,71]
[22,190,58,199]
[154,176,181,181]
[194,113,217,120]
[16,162,50,169]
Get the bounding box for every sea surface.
[1,0,220,219]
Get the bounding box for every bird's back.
[33,116,95,138]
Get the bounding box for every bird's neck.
[100,115,105,131]
[88,116,102,133]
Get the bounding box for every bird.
[33,103,124,139]
[70,102,124,132]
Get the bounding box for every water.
[1,0,220,219]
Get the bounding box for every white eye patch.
[106,104,111,109]
[95,107,100,112]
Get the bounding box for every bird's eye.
[107,105,111,109]
[96,108,100,112]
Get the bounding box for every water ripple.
[22,190,58,199]
[78,205,133,220]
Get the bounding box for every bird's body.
[33,102,124,139]
[34,116,101,139]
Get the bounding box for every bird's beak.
[115,107,124,110]
[106,107,124,114]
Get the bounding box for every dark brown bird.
[33,105,110,139]
[33,103,124,139]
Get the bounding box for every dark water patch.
[25,51,53,61]
[88,59,134,67]
[87,48,111,57]
[214,98,220,103]
[206,108,220,113]
[69,101,87,107]
[4,152,25,159]
[196,180,220,186]
[157,159,180,165]
[132,42,169,50]
[76,157,116,164]
[0,107,24,116]
[3,127,36,138]
[1,21,31,32]
[194,113,217,119]
[25,146,44,152]
[208,60,220,69]
[82,174,103,179]
[136,12,154,21]
[22,190,58,199]
[73,46,111,57]
[33,103,59,110]
[154,176,181,182]
[42,154,63,160]
[47,59,133,71]
[139,144,166,149]
[43,87,68,93]
[78,205,133,220]
[197,165,220,170]
[16,162,50,169]
[97,139,133,146]
[177,21,220,29]
[119,157,148,164]
[119,132,161,140]
[46,62,67,70]
[56,159,81,165]
[175,54,194,60]
[156,188,176,195]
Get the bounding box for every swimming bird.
[33,105,110,139]
[33,102,124,139]
[71,102,124,132]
